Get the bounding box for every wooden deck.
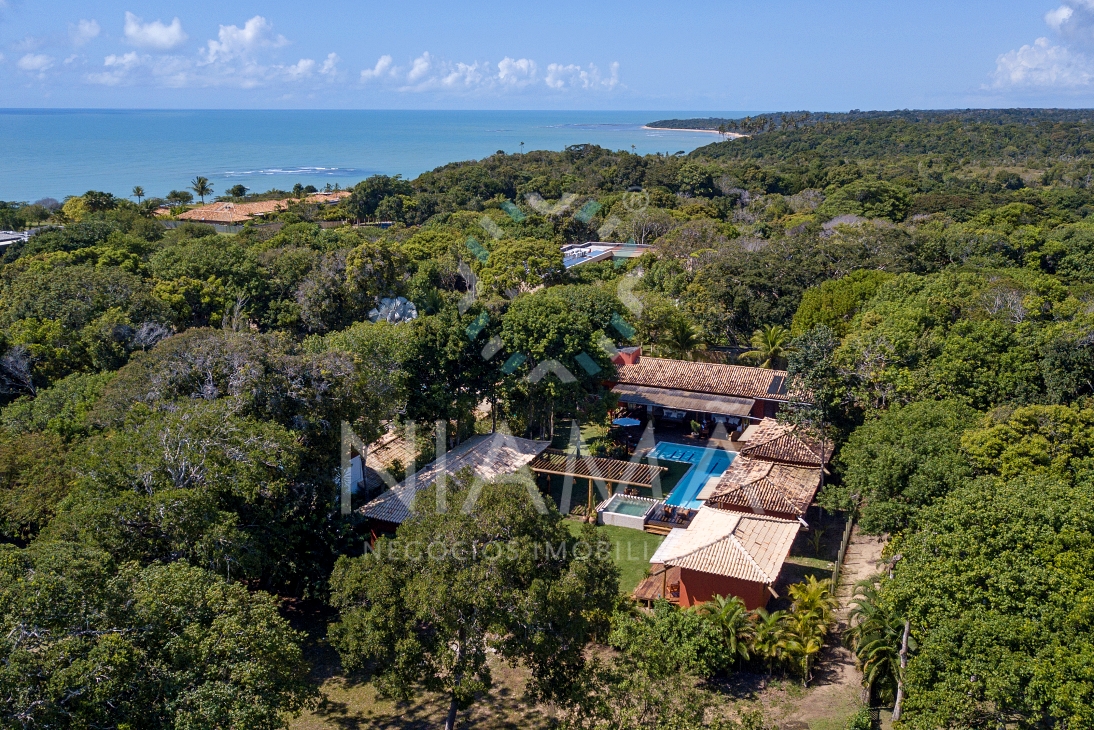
[644,504,696,534]
[633,565,681,605]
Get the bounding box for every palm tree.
[740,324,793,369]
[190,176,213,205]
[845,579,915,708]
[751,608,789,680]
[131,186,145,204]
[784,609,825,686]
[698,595,755,666]
[658,318,705,361]
[788,574,839,626]
[416,289,445,316]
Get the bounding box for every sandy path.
[776,526,887,729]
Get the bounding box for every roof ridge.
[714,479,797,516]
[725,532,771,582]
[734,511,800,524]
[753,478,799,513]
[739,481,772,513]
[662,512,768,582]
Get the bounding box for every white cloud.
[360,54,393,81]
[17,52,53,74]
[992,37,1094,88]
[362,52,620,94]
[1044,1,1094,42]
[202,16,287,64]
[545,63,578,89]
[320,52,339,76]
[545,61,619,90]
[285,58,315,78]
[86,50,144,85]
[106,51,141,69]
[407,52,432,82]
[70,19,100,46]
[76,15,329,90]
[440,62,485,88]
[124,11,187,50]
[1046,5,1075,32]
[990,3,1094,89]
[498,56,537,87]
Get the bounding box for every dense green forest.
[3,109,1094,727]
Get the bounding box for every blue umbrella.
[612,417,641,427]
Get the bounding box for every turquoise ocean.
[0,109,754,202]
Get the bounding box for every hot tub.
[596,494,660,530]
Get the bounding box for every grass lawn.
[565,520,664,593]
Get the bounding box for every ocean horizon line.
[0,109,757,200]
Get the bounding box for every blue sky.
[3,0,1094,110]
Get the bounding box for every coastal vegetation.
[1,108,1094,726]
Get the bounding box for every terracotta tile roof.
[615,357,804,403]
[307,191,352,204]
[360,432,551,525]
[706,455,821,518]
[738,417,832,466]
[649,507,799,584]
[176,191,351,223]
[362,430,417,494]
[177,200,286,222]
[612,383,755,417]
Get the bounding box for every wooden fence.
[831,516,855,589]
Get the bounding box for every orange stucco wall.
[677,568,769,610]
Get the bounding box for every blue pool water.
[648,443,735,510]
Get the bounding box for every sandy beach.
[642,125,745,138]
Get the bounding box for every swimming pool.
[598,494,659,530]
[647,442,735,510]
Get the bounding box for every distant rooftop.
[561,241,652,268]
[360,431,550,526]
[615,356,805,403]
[176,190,351,224]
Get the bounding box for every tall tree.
[698,594,755,667]
[0,543,316,728]
[845,579,912,706]
[741,324,793,369]
[190,176,213,205]
[131,185,144,204]
[329,477,619,730]
[500,288,616,439]
[658,318,706,361]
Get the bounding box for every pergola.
[529,449,667,489]
[528,449,668,521]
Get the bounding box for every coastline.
[642,125,744,138]
[0,110,721,201]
